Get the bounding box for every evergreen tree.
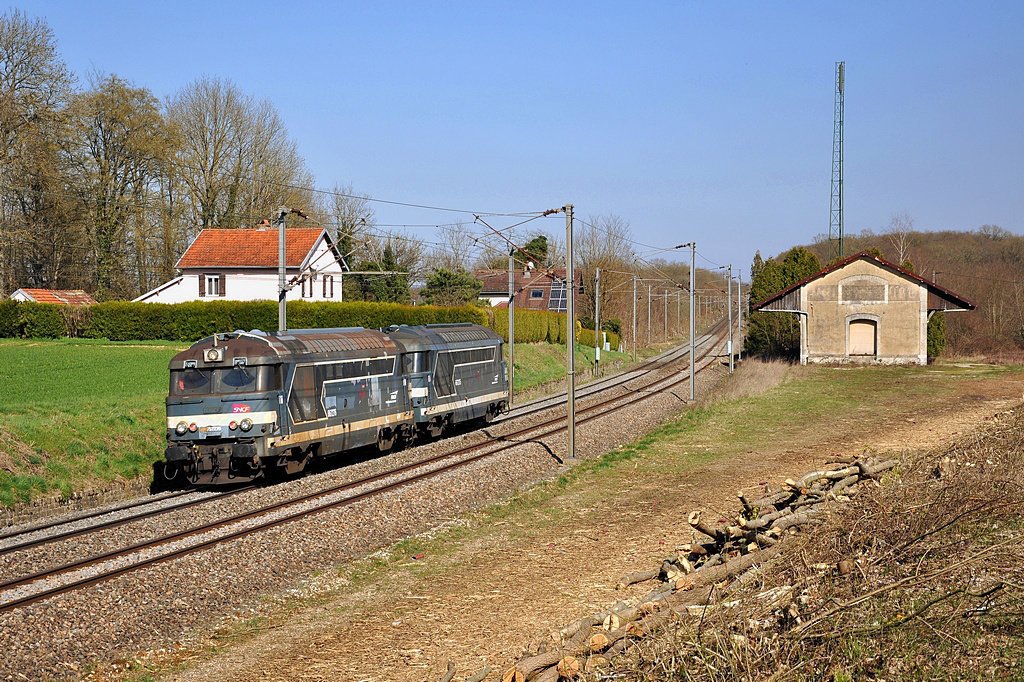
[745,247,822,357]
[419,268,483,307]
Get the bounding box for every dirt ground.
[155,367,1023,682]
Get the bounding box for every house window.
[530,289,544,299]
[201,274,223,297]
[548,281,567,312]
[302,275,316,298]
[323,275,334,299]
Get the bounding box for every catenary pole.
[594,266,601,377]
[736,275,743,361]
[663,289,668,339]
[277,207,288,332]
[689,243,696,401]
[727,264,734,375]
[565,204,576,460]
[508,249,515,406]
[647,284,652,347]
[631,275,637,362]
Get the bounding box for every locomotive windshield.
[170,365,280,396]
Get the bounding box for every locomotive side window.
[288,365,324,423]
[433,352,456,397]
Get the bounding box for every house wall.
[802,259,927,365]
[137,235,347,304]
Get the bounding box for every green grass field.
[0,338,185,505]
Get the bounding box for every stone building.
[752,251,974,365]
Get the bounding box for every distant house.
[9,289,98,305]
[135,227,348,304]
[475,265,582,312]
[752,251,974,365]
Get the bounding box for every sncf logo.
[231,404,252,413]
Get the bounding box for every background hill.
[802,226,1024,358]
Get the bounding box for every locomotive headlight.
[228,420,238,431]
[175,421,188,435]
[239,418,253,432]
[188,422,198,433]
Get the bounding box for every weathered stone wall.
[803,260,926,364]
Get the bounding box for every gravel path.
[0,333,727,679]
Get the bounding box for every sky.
[14,0,1024,277]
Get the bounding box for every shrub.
[579,327,621,350]
[0,299,19,337]
[18,302,67,338]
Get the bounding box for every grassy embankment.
[141,360,1024,680]
[0,338,660,506]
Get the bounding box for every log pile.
[493,454,898,682]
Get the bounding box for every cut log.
[557,655,581,677]
[616,568,659,590]
[467,666,492,682]
[688,510,725,543]
[502,668,524,682]
[532,667,558,682]
[438,660,456,682]
[771,510,823,533]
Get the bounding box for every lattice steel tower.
[828,61,845,262]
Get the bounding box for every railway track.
[0,320,729,614]
[0,324,716,555]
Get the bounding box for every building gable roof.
[475,268,580,295]
[176,227,337,269]
[12,289,98,305]
[752,251,976,312]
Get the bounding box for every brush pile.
[495,454,899,681]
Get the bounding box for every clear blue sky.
[16,0,1024,275]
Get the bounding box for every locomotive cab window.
[171,365,280,396]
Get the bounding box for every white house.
[135,227,348,304]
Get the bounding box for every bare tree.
[428,223,475,272]
[577,214,637,322]
[886,212,914,266]
[0,9,77,294]
[65,73,173,298]
[166,76,310,232]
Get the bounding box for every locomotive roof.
[169,324,500,369]
[386,323,501,352]
[170,327,396,368]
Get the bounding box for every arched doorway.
[848,319,877,356]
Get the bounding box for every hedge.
[488,308,620,349]
[490,308,567,344]
[0,298,624,349]
[578,327,622,351]
[0,300,488,342]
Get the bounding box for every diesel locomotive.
[155,323,508,487]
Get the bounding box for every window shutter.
[199,274,206,297]
[219,274,226,297]
[330,276,334,298]
[323,276,327,298]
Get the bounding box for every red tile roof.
[15,289,98,305]
[176,228,328,269]
[475,268,579,294]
